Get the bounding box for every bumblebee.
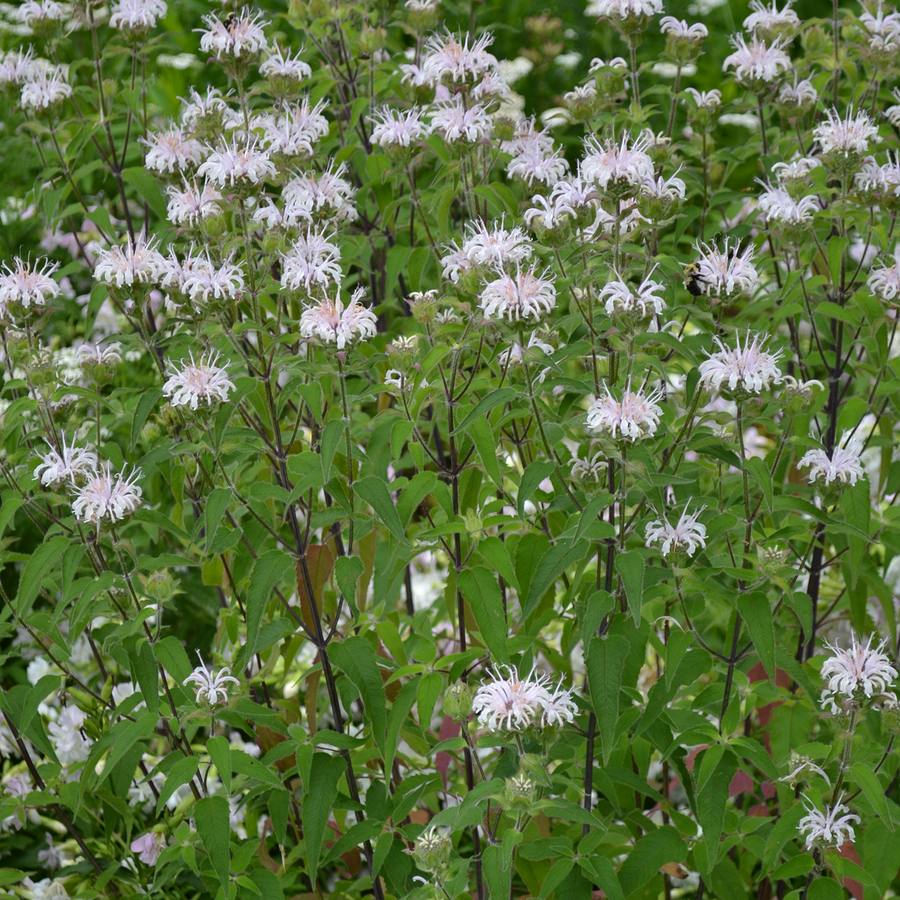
[223,11,239,33]
[684,261,705,296]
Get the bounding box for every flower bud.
[442,683,472,720]
[505,771,536,810]
[413,825,451,873]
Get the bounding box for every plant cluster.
[3,0,900,898]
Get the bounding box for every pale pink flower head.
[258,98,330,159]
[166,180,222,228]
[184,653,240,705]
[0,256,59,315]
[814,107,879,162]
[428,96,493,143]
[798,433,865,489]
[93,235,166,289]
[472,665,576,732]
[34,434,97,487]
[109,0,168,33]
[131,831,166,866]
[143,127,205,175]
[198,11,268,61]
[581,132,654,197]
[0,48,36,87]
[600,267,666,321]
[478,265,556,322]
[645,505,707,557]
[507,146,569,188]
[197,137,276,188]
[370,106,427,150]
[281,230,342,294]
[260,41,312,92]
[723,34,792,88]
[72,463,143,524]
[180,251,245,305]
[586,0,664,33]
[163,351,235,410]
[757,181,819,226]
[417,31,498,87]
[299,287,378,349]
[283,164,358,223]
[441,220,533,284]
[586,385,663,442]
[799,796,860,850]
[743,0,800,41]
[20,67,72,113]
[699,332,782,396]
[691,238,759,300]
[820,632,898,713]
[868,245,900,300]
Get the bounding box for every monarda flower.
[34,435,97,487]
[142,127,205,175]
[690,238,759,301]
[586,386,663,442]
[197,138,276,188]
[184,655,240,705]
[299,287,377,349]
[166,180,222,228]
[599,268,666,320]
[814,107,879,163]
[472,665,577,732]
[198,11,268,61]
[93,235,166,289]
[799,797,860,851]
[820,632,898,713]
[109,0,168,34]
[581,132,655,197]
[162,351,235,410]
[281,230,342,293]
[72,463,143,524]
[478,265,556,322]
[742,0,800,41]
[798,433,866,488]
[645,506,707,556]
[868,245,900,300]
[0,257,60,314]
[20,67,72,113]
[722,34,791,88]
[699,332,783,396]
[441,220,533,284]
[180,251,245,304]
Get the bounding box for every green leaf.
[320,419,346,484]
[207,736,232,795]
[194,795,231,892]
[478,537,519,591]
[521,539,590,622]
[455,388,516,434]
[203,488,232,553]
[16,535,69,617]
[826,235,848,288]
[156,756,199,814]
[851,764,893,831]
[762,800,805,872]
[334,555,364,616]
[130,388,163,450]
[695,750,737,871]
[587,636,629,765]
[121,166,169,221]
[517,459,554,519]
[745,456,773,512]
[354,476,410,546]
[618,826,687,897]
[615,550,645,626]
[808,878,845,900]
[738,593,776,681]
[232,749,287,790]
[483,845,512,900]
[385,679,417,776]
[468,416,505,490]
[153,636,193,684]
[0,871,27,887]
[302,753,346,886]
[458,567,509,664]
[862,816,900,894]
[330,637,387,756]
[417,672,443,732]
[243,550,293,664]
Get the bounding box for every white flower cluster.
[472,665,578,732]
